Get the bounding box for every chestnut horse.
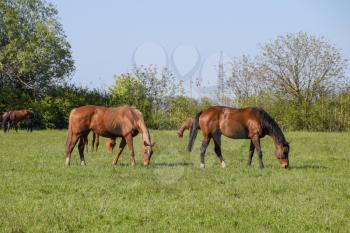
[65,105,154,166]
[177,117,194,138]
[187,106,289,168]
[2,110,35,132]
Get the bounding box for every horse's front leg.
[247,140,255,166]
[251,136,264,168]
[125,134,136,167]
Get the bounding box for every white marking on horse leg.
[80,160,86,166]
[221,161,226,168]
[65,158,70,166]
[200,163,205,168]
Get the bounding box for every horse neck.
[178,121,189,135]
[136,118,151,145]
[271,134,284,150]
[262,118,286,150]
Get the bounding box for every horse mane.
[127,105,151,144]
[257,108,286,144]
[129,105,143,118]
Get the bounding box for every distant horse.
[65,105,155,166]
[188,106,289,168]
[1,111,10,131]
[2,110,35,132]
[177,117,194,138]
[91,132,116,152]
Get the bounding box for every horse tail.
[2,112,10,132]
[65,114,74,153]
[187,111,202,152]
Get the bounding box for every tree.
[109,73,153,123]
[226,55,267,105]
[0,0,74,100]
[257,32,348,129]
[132,65,183,110]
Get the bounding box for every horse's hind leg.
[112,138,126,165]
[251,136,264,168]
[65,134,79,166]
[247,140,255,167]
[84,136,89,153]
[78,135,87,165]
[213,133,225,168]
[199,136,211,168]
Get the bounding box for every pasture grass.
[0,130,349,232]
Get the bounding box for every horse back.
[102,106,139,136]
[69,105,101,133]
[200,106,263,139]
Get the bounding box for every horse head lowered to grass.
[65,105,155,166]
[177,117,194,138]
[187,106,289,169]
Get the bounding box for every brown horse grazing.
[91,132,116,152]
[177,117,194,138]
[2,110,35,132]
[65,105,155,166]
[187,106,290,169]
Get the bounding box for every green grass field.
[0,130,349,233]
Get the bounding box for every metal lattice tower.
[217,51,225,104]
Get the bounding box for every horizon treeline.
[1,0,349,131]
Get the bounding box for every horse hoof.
[221,161,226,168]
[80,161,86,166]
[200,163,205,168]
[65,158,70,166]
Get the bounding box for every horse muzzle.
[280,159,289,168]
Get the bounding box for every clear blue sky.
[49,0,350,92]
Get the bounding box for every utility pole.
[217,51,225,105]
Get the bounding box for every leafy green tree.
[31,84,110,129]
[0,0,74,101]
[133,65,183,109]
[109,73,153,123]
[168,96,197,128]
[110,66,184,128]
